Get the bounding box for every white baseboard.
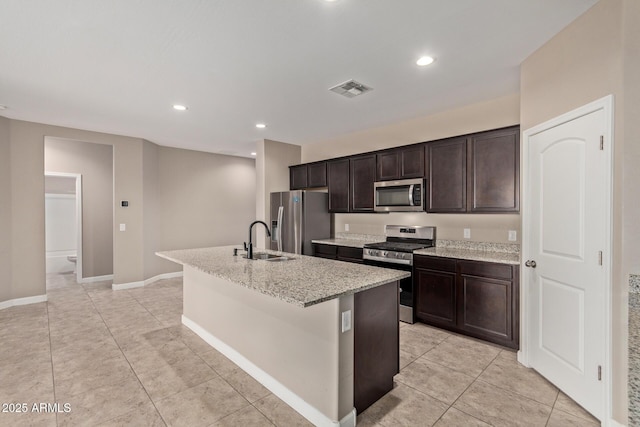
[112,271,183,290]
[608,418,625,427]
[112,280,144,290]
[0,294,48,311]
[517,350,530,367]
[339,408,357,427]
[144,271,183,286]
[182,315,352,427]
[81,274,114,284]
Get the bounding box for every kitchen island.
[157,246,410,427]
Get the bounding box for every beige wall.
[623,0,640,278]
[302,93,520,162]
[0,117,11,303]
[44,137,114,278]
[0,116,257,300]
[302,94,521,243]
[255,139,301,247]
[520,0,633,422]
[142,140,162,279]
[6,118,145,295]
[155,146,256,275]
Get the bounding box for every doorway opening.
[44,173,82,288]
[44,137,114,290]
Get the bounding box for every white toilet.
[67,255,77,272]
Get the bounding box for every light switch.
[341,310,351,333]
[344,224,350,232]
[464,228,471,239]
[119,224,126,232]
[508,230,517,241]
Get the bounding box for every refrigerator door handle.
[277,206,284,252]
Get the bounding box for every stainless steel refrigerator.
[270,191,330,255]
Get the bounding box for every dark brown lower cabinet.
[354,281,399,413]
[312,243,337,259]
[337,246,364,264]
[312,243,397,412]
[415,255,519,349]
[312,243,363,263]
[414,257,457,329]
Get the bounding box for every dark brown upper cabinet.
[289,164,308,190]
[350,154,376,212]
[327,159,350,213]
[376,145,425,181]
[290,162,327,190]
[307,162,327,188]
[290,125,519,213]
[467,127,520,213]
[426,137,467,213]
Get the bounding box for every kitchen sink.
[243,252,290,261]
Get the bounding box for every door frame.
[45,171,83,283]
[519,95,614,423]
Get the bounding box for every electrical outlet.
[464,228,471,239]
[341,310,351,333]
[344,224,350,232]
[119,223,126,232]
[508,230,517,241]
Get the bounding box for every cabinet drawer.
[337,246,363,261]
[458,260,512,280]
[413,255,456,272]
[313,243,337,258]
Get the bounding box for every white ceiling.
[0,0,597,158]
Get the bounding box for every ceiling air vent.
[329,79,373,98]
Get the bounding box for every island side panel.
[182,265,352,423]
[354,280,400,414]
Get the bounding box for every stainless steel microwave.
[374,178,424,212]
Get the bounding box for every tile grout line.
[44,300,59,427]
[100,280,237,423]
[84,282,169,427]
[470,354,561,410]
[433,347,504,426]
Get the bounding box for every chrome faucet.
[244,220,271,259]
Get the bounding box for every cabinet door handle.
[525,260,537,268]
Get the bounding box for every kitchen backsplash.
[334,212,521,244]
[436,239,520,254]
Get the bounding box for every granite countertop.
[414,247,520,265]
[157,246,409,308]
[629,274,640,427]
[312,233,385,249]
[312,238,377,248]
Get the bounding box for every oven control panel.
[363,248,413,265]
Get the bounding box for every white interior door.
[524,99,611,421]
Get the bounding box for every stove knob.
[382,251,388,257]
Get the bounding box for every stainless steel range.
[363,225,436,323]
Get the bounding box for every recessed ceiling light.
[256,123,267,129]
[173,104,188,111]
[251,152,257,156]
[416,56,435,66]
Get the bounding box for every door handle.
[525,260,537,268]
[277,206,284,252]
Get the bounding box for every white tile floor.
[0,273,600,426]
